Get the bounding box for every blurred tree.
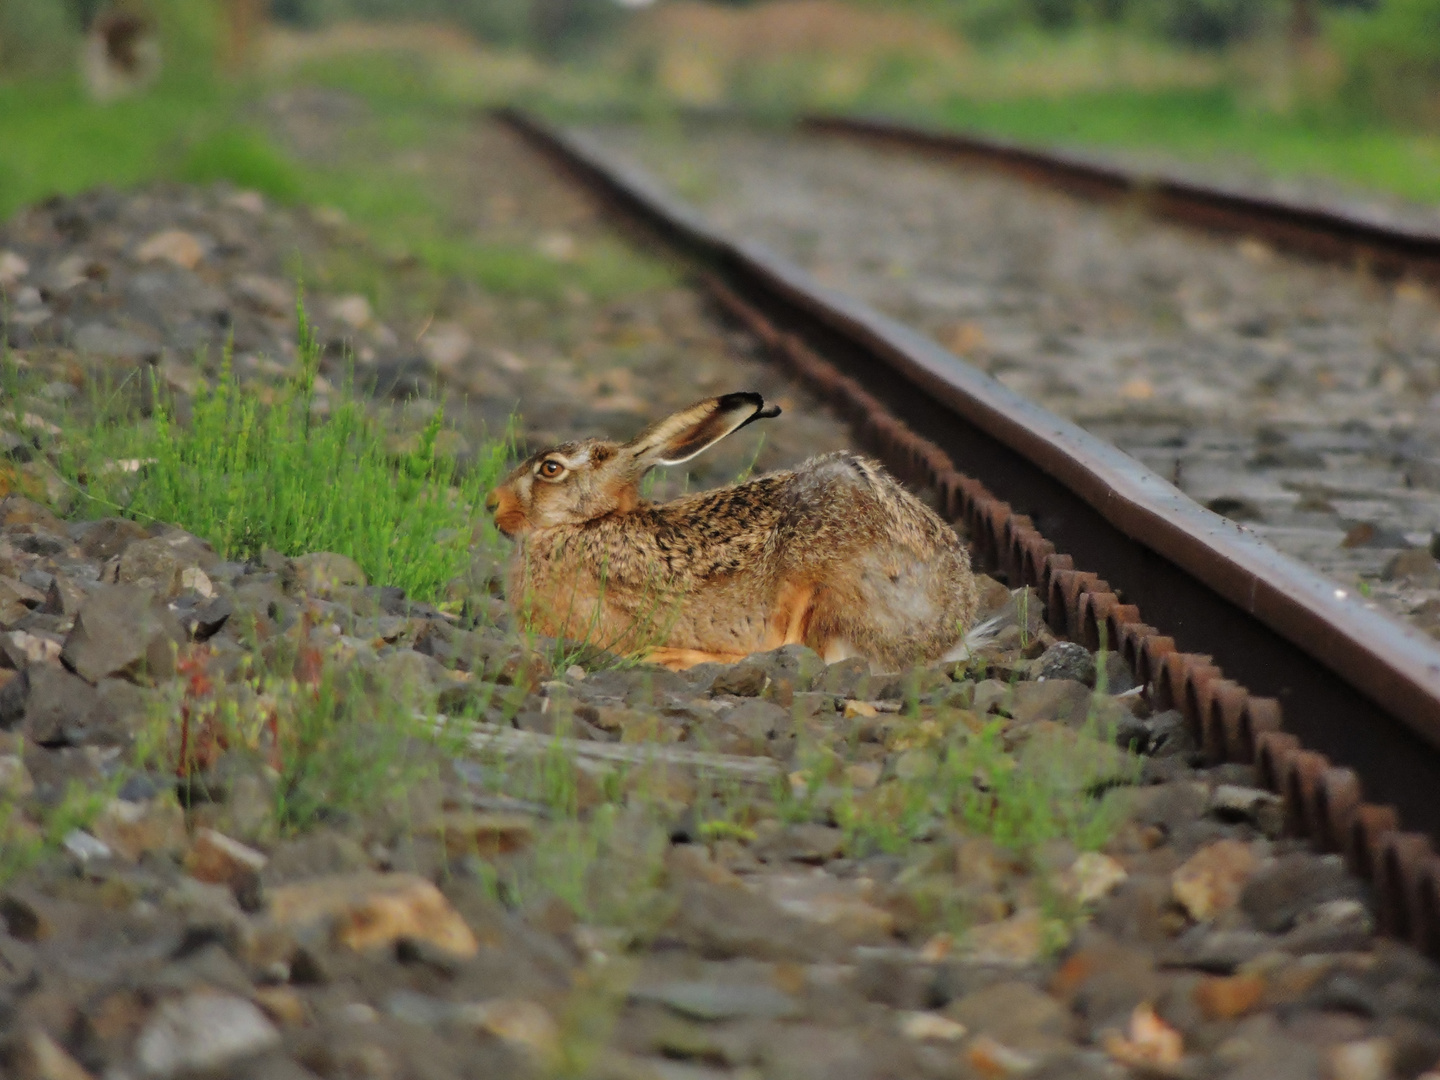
[1332,0,1440,126]
[1,0,81,76]
[530,0,625,55]
[270,0,325,26]
[268,0,627,52]
[1147,0,1283,49]
[65,0,109,29]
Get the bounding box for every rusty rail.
[495,108,1440,955]
[800,113,1440,282]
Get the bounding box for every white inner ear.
[654,445,712,467]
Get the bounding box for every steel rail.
[800,114,1440,281]
[496,108,1440,955]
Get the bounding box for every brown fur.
[486,394,978,670]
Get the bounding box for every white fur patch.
[822,639,858,664]
[940,613,1008,663]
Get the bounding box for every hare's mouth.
[486,488,529,538]
[494,511,527,538]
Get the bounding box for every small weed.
[139,642,459,837]
[0,770,122,889]
[818,687,1136,862]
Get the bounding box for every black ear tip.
[757,405,782,420]
[717,391,763,409]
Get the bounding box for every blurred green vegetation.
[0,80,235,221]
[930,87,1440,203]
[0,0,1438,225]
[270,0,625,54]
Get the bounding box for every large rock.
[19,663,116,745]
[61,584,185,684]
[0,576,44,627]
[75,517,149,560]
[134,992,280,1077]
[946,979,1075,1057]
[667,877,843,962]
[116,537,184,595]
[1031,641,1096,685]
[288,552,366,598]
[262,872,479,958]
[1172,839,1260,922]
[1240,852,1367,933]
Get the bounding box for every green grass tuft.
[177,128,307,203]
[63,301,507,601]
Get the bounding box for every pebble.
[632,980,801,1021]
[135,229,208,269]
[1172,839,1261,921]
[264,871,479,957]
[134,992,280,1077]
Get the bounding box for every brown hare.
[486,392,979,670]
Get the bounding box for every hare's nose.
[484,490,500,513]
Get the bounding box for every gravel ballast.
[0,106,1438,1080]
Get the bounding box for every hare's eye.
[538,459,565,479]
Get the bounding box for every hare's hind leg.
[763,579,816,650]
[644,646,753,670]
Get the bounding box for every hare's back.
[780,452,976,666]
[780,453,955,551]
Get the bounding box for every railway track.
[498,108,1440,957]
[801,114,1440,284]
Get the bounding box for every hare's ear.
[623,393,780,472]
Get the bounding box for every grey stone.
[385,989,456,1026]
[1117,709,1196,757]
[855,947,939,1009]
[1100,651,1136,694]
[61,584,184,684]
[946,980,1074,1056]
[817,656,871,698]
[1026,1052,1121,1080]
[1215,1034,1323,1080]
[75,516,149,560]
[261,829,371,886]
[1240,852,1367,933]
[712,698,787,754]
[1164,926,1276,973]
[972,679,1013,715]
[1031,641,1095,685]
[40,573,90,617]
[368,648,450,707]
[926,680,974,708]
[21,663,114,745]
[0,576,43,627]
[135,992,280,1077]
[1131,781,1210,831]
[632,980,800,1021]
[790,691,840,719]
[1383,547,1440,584]
[72,322,161,362]
[183,595,232,641]
[117,536,185,595]
[870,666,951,702]
[288,551,366,597]
[1210,784,1285,837]
[754,823,845,864]
[709,659,769,697]
[1010,679,1092,726]
[668,879,841,962]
